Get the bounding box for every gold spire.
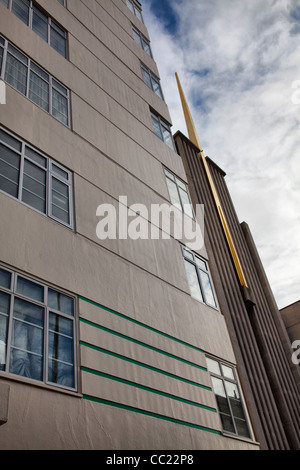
[175,73,248,287]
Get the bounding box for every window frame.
[141,62,163,100]
[181,245,218,309]
[0,126,74,229]
[206,356,252,440]
[132,25,152,57]
[0,36,70,127]
[0,266,78,392]
[1,0,67,58]
[151,111,174,150]
[164,168,194,218]
[126,0,143,23]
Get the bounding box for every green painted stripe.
[79,317,207,371]
[81,365,216,413]
[83,394,222,436]
[80,340,212,391]
[79,295,205,354]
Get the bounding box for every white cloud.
[143,0,300,309]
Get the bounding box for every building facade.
[0,0,296,450]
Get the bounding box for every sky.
[142,0,300,310]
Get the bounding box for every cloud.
[143,0,300,309]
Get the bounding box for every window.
[141,63,163,99]
[0,267,77,391]
[57,0,65,5]
[126,0,143,22]
[1,0,67,58]
[0,36,70,126]
[182,246,217,308]
[0,127,73,228]
[132,25,152,57]
[206,357,251,439]
[164,168,193,218]
[151,111,174,150]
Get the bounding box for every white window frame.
[0,266,77,392]
[206,356,252,439]
[182,246,218,309]
[0,126,74,229]
[141,62,163,100]
[0,36,70,127]
[126,0,143,23]
[1,0,67,58]
[132,25,152,57]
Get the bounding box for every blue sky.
[142,0,300,309]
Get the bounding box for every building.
[0,0,298,451]
[174,75,300,450]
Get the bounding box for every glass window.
[5,45,28,96]
[2,1,67,58]
[181,246,218,308]
[151,112,174,150]
[164,168,193,217]
[0,127,73,228]
[132,26,151,57]
[11,0,30,26]
[126,0,143,22]
[0,267,77,390]
[0,36,70,126]
[141,63,163,99]
[207,356,251,439]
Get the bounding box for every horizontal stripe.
[79,295,205,354]
[81,365,216,413]
[83,394,222,436]
[80,340,212,390]
[80,317,207,371]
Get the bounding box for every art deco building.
[0,0,298,450]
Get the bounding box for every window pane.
[152,78,163,98]
[235,418,251,438]
[11,0,30,26]
[151,115,162,140]
[221,364,235,380]
[51,177,70,224]
[48,313,74,387]
[126,0,134,14]
[32,8,48,42]
[16,276,44,302]
[225,381,240,399]
[5,52,28,95]
[195,256,206,271]
[199,270,216,307]
[184,260,203,302]
[211,376,226,397]
[52,163,68,180]
[134,6,143,22]
[141,67,152,89]
[52,89,68,125]
[142,38,151,56]
[230,398,246,420]
[0,291,10,370]
[50,25,66,57]
[132,28,142,47]
[166,178,181,210]
[162,126,174,149]
[0,129,22,152]
[178,187,193,218]
[0,46,3,76]
[0,143,21,198]
[25,146,47,168]
[206,357,221,375]
[48,289,74,315]
[220,413,235,434]
[10,298,44,380]
[29,71,49,111]
[22,160,46,213]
